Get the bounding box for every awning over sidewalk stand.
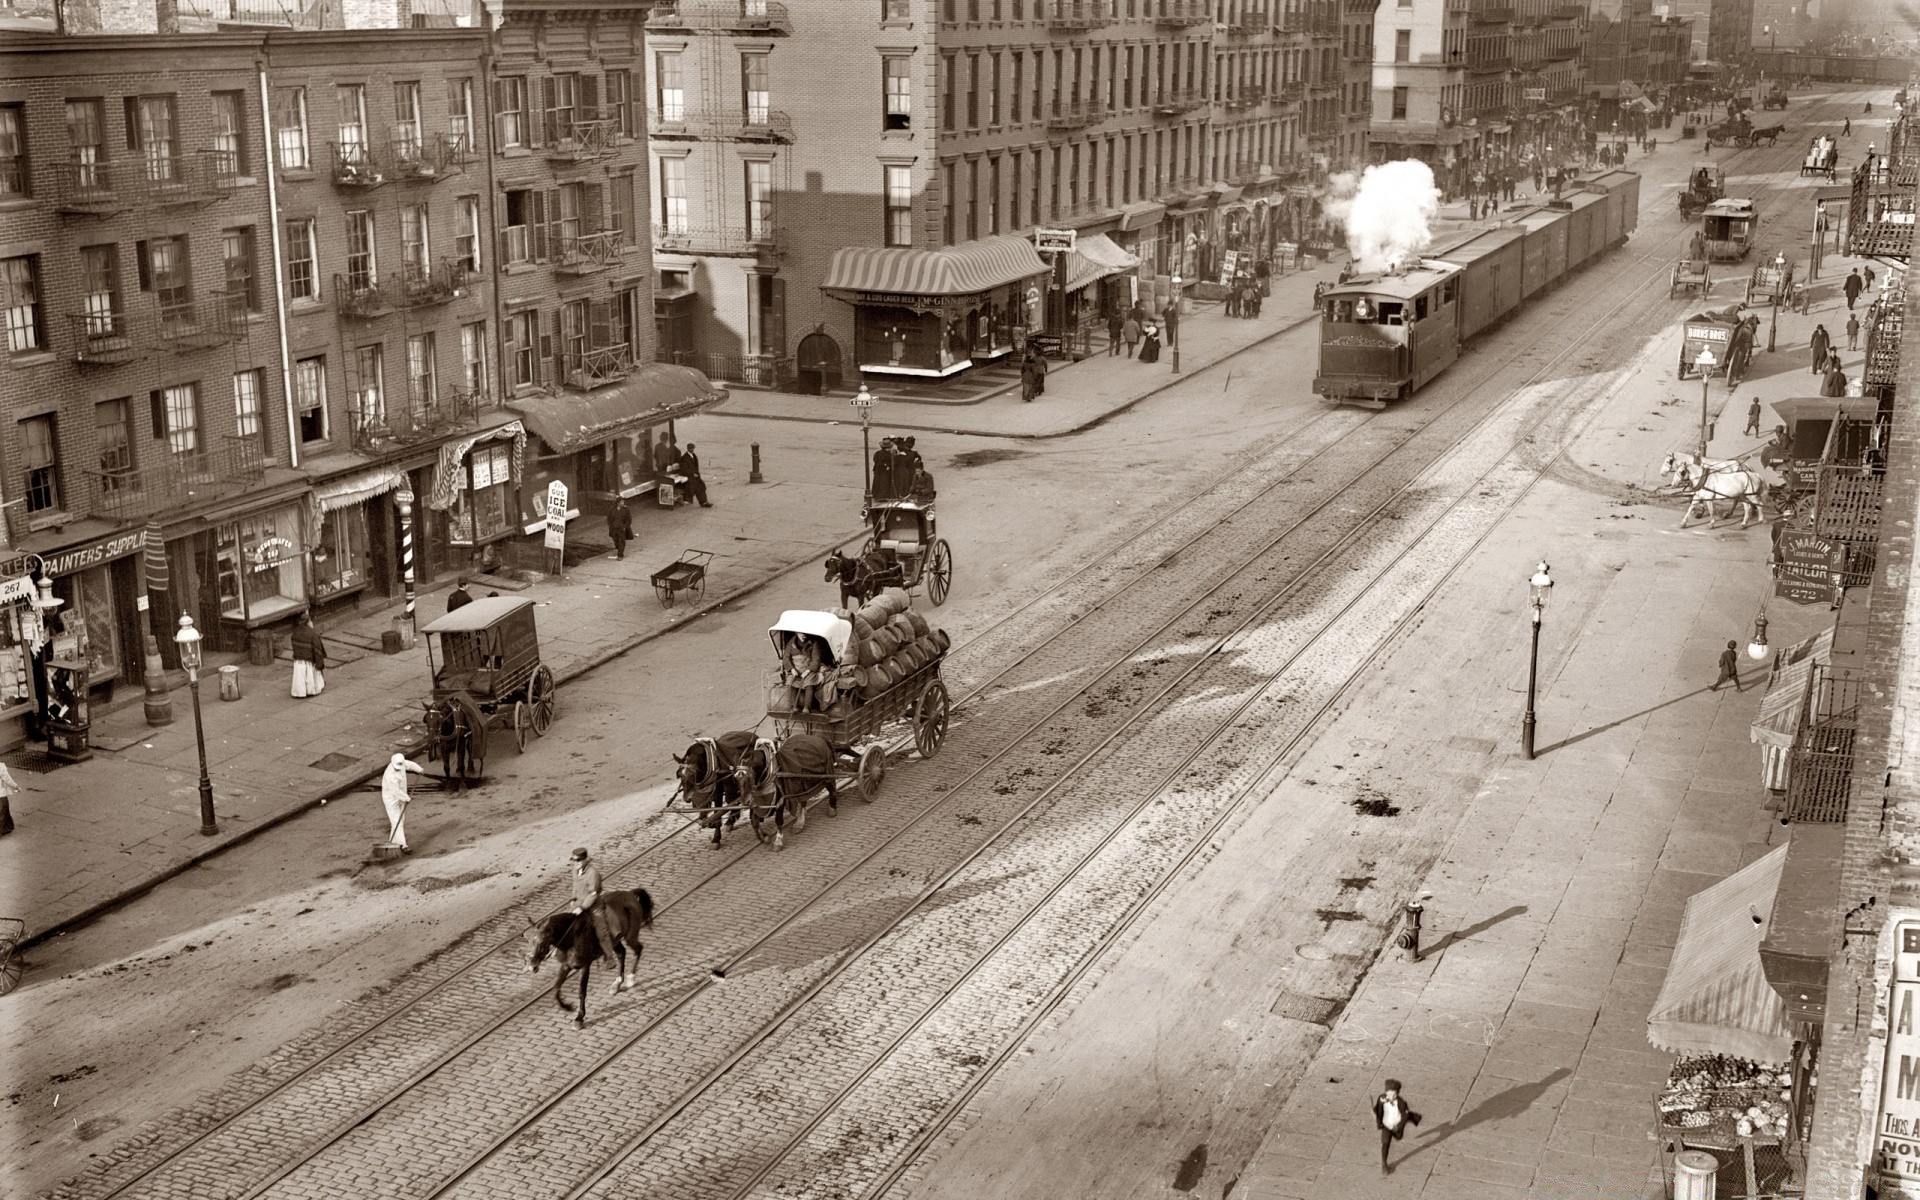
[1207,182,1245,205]
[822,235,1049,298]
[1752,629,1833,790]
[1647,845,1795,1066]
[1117,201,1167,232]
[1064,232,1142,291]
[1759,824,1843,1026]
[1768,395,1880,424]
[511,364,727,457]
[313,466,405,513]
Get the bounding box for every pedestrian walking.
[1225,281,1241,318]
[1020,346,1047,401]
[1865,264,1877,290]
[0,762,20,836]
[675,444,712,507]
[291,612,326,699]
[446,576,473,612]
[1848,312,1861,350]
[1810,324,1831,373]
[606,495,633,559]
[381,752,425,852]
[1122,313,1141,358]
[1822,363,1849,397]
[1106,308,1125,356]
[1137,322,1161,363]
[1844,117,1852,136]
[1845,268,1864,310]
[1713,640,1744,691]
[1745,395,1763,437]
[1373,1079,1421,1173]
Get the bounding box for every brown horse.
[731,732,843,850]
[527,888,654,1027]
[673,732,758,846]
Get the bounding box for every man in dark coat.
[1822,364,1849,397]
[1019,347,1047,402]
[1844,268,1864,310]
[606,497,633,559]
[1373,1079,1420,1172]
[447,576,473,612]
[1106,308,1125,355]
[1810,324,1831,373]
[676,444,711,507]
[653,432,678,476]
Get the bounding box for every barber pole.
[395,487,416,628]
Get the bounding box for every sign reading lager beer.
[1878,920,1920,1193]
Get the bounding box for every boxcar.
[1449,227,1527,340]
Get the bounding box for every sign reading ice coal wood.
[1877,920,1920,1195]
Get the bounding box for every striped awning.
[512,363,725,457]
[822,235,1049,299]
[1751,629,1833,751]
[1647,845,1795,1066]
[1064,233,1142,291]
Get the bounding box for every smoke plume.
[1323,160,1442,274]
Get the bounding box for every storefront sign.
[249,536,296,570]
[1877,920,1920,1193]
[0,530,146,581]
[1774,531,1841,605]
[0,575,34,606]
[544,481,568,552]
[1034,228,1077,253]
[1220,250,1242,286]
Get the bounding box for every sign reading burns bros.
[1878,920,1920,1193]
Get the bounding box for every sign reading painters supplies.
[1033,228,1077,253]
[544,480,568,552]
[1876,920,1920,1195]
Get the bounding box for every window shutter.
[539,76,556,145]
[150,389,167,438]
[493,79,510,145]
[135,241,152,291]
[530,190,549,261]
[124,98,139,151]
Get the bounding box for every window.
[1010,153,1022,228]
[95,399,132,490]
[616,287,640,356]
[448,77,474,155]
[394,81,422,162]
[658,156,688,234]
[294,356,327,443]
[742,53,770,125]
[745,159,773,240]
[0,105,26,197]
[611,173,636,246]
[606,69,633,138]
[3,255,43,354]
[401,204,429,281]
[990,53,1002,126]
[508,309,538,387]
[274,87,309,170]
[455,195,481,274]
[1394,30,1411,63]
[212,91,246,176]
[1391,85,1408,119]
[942,54,955,130]
[158,382,199,454]
[547,72,578,143]
[942,161,955,244]
[460,321,487,396]
[987,156,1000,234]
[285,218,318,301]
[352,344,383,428]
[656,53,685,123]
[496,76,528,148]
[219,226,257,317]
[966,54,979,127]
[1011,53,1023,123]
[504,188,540,262]
[336,85,368,167]
[19,416,59,515]
[129,95,177,183]
[966,159,979,239]
[80,245,121,338]
[463,441,515,543]
[884,0,911,17]
[408,332,435,407]
[883,56,911,130]
[233,368,263,444]
[560,298,589,373]
[345,210,376,290]
[65,99,104,190]
[884,164,912,247]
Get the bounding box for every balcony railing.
[670,349,793,390]
[1783,664,1866,824]
[560,344,636,392]
[389,130,467,181]
[650,107,795,142]
[396,258,478,307]
[1847,162,1914,260]
[1225,86,1268,111]
[1154,0,1210,26]
[1152,89,1207,116]
[333,274,393,320]
[1550,1,1583,16]
[90,437,265,522]
[554,231,621,276]
[67,310,144,366]
[156,294,240,350]
[1047,0,1111,30]
[1472,1,1514,20]
[348,387,481,455]
[50,153,234,215]
[1225,8,1269,34]
[544,107,620,162]
[330,140,389,188]
[1047,99,1107,131]
[652,222,786,257]
[645,0,790,32]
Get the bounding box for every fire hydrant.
[1398,897,1427,963]
[749,442,764,484]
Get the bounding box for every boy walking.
[1713,640,1744,691]
[1373,1079,1420,1173]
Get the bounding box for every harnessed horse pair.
[1661,451,1771,528]
[673,730,841,850]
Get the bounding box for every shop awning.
[1207,182,1245,205]
[1117,201,1166,232]
[821,235,1049,298]
[1370,125,1470,146]
[1752,629,1833,750]
[1647,845,1795,1066]
[1064,233,1142,291]
[1768,395,1880,424]
[510,364,726,457]
[313,466,405,513]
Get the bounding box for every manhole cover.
[310,752,358,772]
[1271,990,1345,1026]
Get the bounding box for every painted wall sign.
[1876,920,1920,1194]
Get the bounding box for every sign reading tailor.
[1878,920,1920,1194]
[1773,530,1841,605]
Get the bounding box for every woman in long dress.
[291,612,327,698]
[1137,323,1161,364]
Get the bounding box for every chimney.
[154,0,178,31]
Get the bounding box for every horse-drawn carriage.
[417,596,557,785]
[1678,162,1725,219]
[1670,259,1712,298]
[1679,309,1744,380]
[1704,116,1783,148]
[864,497,953,607]
[1700,198,1759,261]
[1802,135,1839,179]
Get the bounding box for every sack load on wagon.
[768,588,952,719]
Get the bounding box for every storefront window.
[217,505,309,625]
[52,567,118,683]
[451,442,515,545]
[855,307,944,372]
[313,505,371,602]
[0,601,34,716]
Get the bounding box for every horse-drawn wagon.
[1670,259,1712,298]
[1802,135,1838,179]
[417,596,556,785]
[1678,162,1725,219]
[1700,199,1759,261]
[1746,258,1795,306]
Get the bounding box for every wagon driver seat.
[878,508,923,558]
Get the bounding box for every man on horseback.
[569,847,618,961]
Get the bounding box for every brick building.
[1341,0,1379,168]
[1646,13,1694,86]
[1585,0,1653,93]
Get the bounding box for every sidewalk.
[0,444,866,949]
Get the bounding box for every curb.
[17,524,868,953]
[707,309,1321,442]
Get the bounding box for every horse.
[673,731,760,846]
[420,693,484,788]
[1664,453,1769,528]
[527,888,654,1027]
[825,551,877,609]
[728,732,843,850]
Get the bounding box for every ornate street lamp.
[852,383,876,507]
[1168,274,1182,374]
[1523,562,1553,760]
[174,615,217,836]
[1748,609,1771,660]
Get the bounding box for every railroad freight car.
[1314,171,1641,407]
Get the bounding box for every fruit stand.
[1656,1054,1811,1199]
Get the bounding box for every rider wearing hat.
[569,847,617,958]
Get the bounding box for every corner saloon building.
[0,0,719,745]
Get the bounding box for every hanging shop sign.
[0,530,146,581]
[1034,228,1077,253]
[1773,531,1842,605]
[1875,920,1920,1193]
[0,575,33,606]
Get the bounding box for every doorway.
[796,330,843,396]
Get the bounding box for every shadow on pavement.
[1534,686,1714,755]
[1400,1067,1575,1164]
[1425,904,1530,959]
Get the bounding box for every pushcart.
[651,548,714,608]
[0,917,24,995]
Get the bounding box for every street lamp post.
[852,384,876,507]
[1168,274,1182,374]
[1768,251,1785,353]
[174,615,217,836]
[1522,562,1553,760]
[1695,347,1717,457]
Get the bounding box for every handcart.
[651,548,714,608]
[0,916,24,995]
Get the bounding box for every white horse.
[1662,452,1769,528]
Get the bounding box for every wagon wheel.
[655,579,676,608]
[913,678,950,759]
[857,743,887,801]
[530,665,557,737]
[513,700,533,753]
[0,949,20,996]
[692,570,706,602]
[925,539,953,607]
